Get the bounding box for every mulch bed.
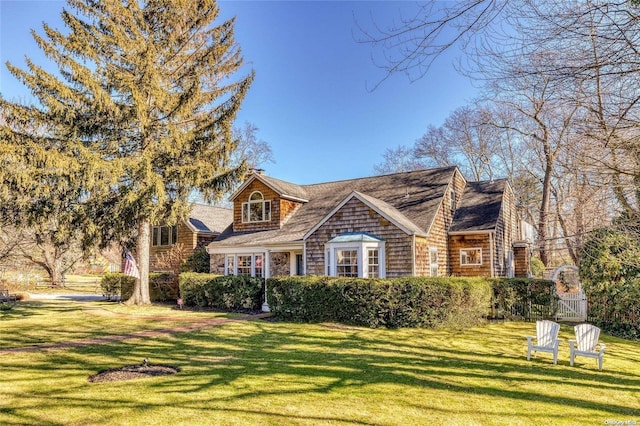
[88,363,180,383]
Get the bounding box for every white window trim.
[241,191,272,223]
[460,248,483,266]
[325,241,386,278]
[225,253,265,277]
[429,247,438,277]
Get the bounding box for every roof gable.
[304,191,426,240]
[213,167,459,246]
[450,180,507,233]
[229,173,308,203]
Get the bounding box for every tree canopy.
[0,0,253,303]
[368,1,640,266]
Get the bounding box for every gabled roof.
[186,204,233,235]
[304,191,427,239]
[449,180,507,233]
[229,173,309,202]
[212,167,458,247]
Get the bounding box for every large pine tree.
[0,0,253,303]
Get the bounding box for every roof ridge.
[300,166,458,189]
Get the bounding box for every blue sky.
[0,1,478,184]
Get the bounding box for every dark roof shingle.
[449,180,506,233]
[188,204,233,234]
[213,167,458,246]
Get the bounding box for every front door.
[296,254,303,275]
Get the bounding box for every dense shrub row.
[267,276,494,328]
[178,273,263,311]
[267,276,558,328]
[101,273,177,302]
[102,271,558,329]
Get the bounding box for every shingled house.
[206,167,532,279]
[149,204,232,272]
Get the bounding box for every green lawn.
[1,301,639,425]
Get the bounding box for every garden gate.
[550,265,587,322]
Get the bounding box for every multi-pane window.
[242,191,271,223]
[429,248,438,277]
[226,254,264,277]
[460,248,482,266]
[326,234,385,278]
[254,254,264,278]
[226,255,235,275]
[336,250,358,277]
[237,255,253,276]
[368,249,379,278]
[152,226,178,247]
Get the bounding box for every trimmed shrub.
[101,273,177,302]
[268,276,493,329]
[178,273,263,311]
[101,273,134,300]
[149,273,179,302]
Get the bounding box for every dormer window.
[242,191,271,223]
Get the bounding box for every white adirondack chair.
[526,320,561,365]
[569,324,606,371]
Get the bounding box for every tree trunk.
[538,161,552,267]
[126,220,151,305]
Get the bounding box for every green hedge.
[178,273,263,311]
[101,273,177,302]
[489,278,558,320]
[267,276,493,328]
[267,276,558,328]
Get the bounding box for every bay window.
[325,233,385,278]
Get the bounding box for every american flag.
[123,251,140,279]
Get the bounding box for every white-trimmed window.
[242,191,271,223]
[152,225,178,247]
[336,249,359,277]
[429,247,438,277]
[325,233,385,278]
[226,255,235,275]
[460,248,482,266]
[368,249,379,278]
[226,253,264,277]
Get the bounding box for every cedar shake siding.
[494,183,519,276]
[150,221,196,271]
[150,205,232,272]
[208,167,527,280]
[448,180,519,278]
[449,234,493,277]
[233,180,293,232]
[306,197,414,277]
